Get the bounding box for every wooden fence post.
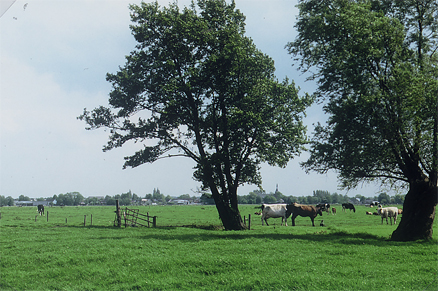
[35,215,37,222]
[124,209,127,228]
[84,215,86,226]
[153,216,157,227]
[115,200,121,227]
[248,214,251,230]
[66,218,67,224]
[147,212,150,227]
[47,211,49,222]
[91,214,93,226]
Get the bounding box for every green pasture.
[1,205,437,290]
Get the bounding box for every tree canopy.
[79,0,312,230]
[287,0,437,241]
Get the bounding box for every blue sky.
[0,0,391,199]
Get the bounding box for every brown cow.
[398,208,403,214]
[285,203,323,226]
[332,207,336,215]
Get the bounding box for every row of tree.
[203,190,404,205]
[0,189,404,207]
[0,189,195,207]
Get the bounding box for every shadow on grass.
[9,223,435,245]
[75,224,436,246]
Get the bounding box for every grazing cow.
[37,205,44,216]
[342,203,356,213]
[370,201,380,207]
[332,207,336,214]
[285,203,323,227]
[366,211,373,215]
[398,208,403,215]
[373,212,379,215]
[261,204,291,226]
[377,206,398,225]
[316,203,330,213]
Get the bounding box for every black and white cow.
[370,201,380,207]
[37,204,44,216]
[316,203,330,213]
[261,204,291,226]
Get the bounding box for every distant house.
[169,199,190,205]
[33,201,50,206]
[141,199,153,205]
[15,201,33,207]
[89,196,105,200]
[15,200,50,207]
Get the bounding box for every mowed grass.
[0,205,437,290]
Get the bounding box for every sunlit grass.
[0,205,437,290]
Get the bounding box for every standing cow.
[37,205,44,216]
[261,204,291,226]
[286,203,323,226]
[342,203,356,213]
[377,206,398,225]
[316,203,330,213]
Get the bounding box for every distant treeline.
[0,189,196,207]
[201,189,404,205]
[0,189,404,207]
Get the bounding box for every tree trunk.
[391,180,437,241]
[214,199,246,230]
[209,185,246,230]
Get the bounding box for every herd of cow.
[35,202,400,226]
[257,202,401,226]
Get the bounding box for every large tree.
[287,0,438,241]
[79,0,312,230]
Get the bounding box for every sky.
[0,0,392,199]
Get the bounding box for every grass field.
[1,204,437,290]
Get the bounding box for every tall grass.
[1,205,437,290]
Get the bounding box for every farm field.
[0,204,437,290]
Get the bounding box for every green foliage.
[152,188,165,202]
[200,193,215,205]
[262,195,277,204]
[237,191,262,204]
[78,0,312,230]
[177,194,191,200]
[54,192,84,206]
[104,195,116,205]
[378,192,391,205]
[0,196,14,206]
[18,195,30,201]
[288,0,438,189]
[0,205,437,290]
[288,0,437,241]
